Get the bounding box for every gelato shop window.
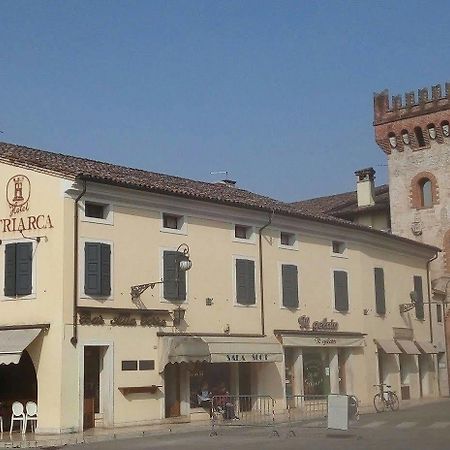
[189,363,231,408]
[303,350,330,397]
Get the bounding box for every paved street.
[66,400,450,450]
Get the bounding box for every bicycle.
[373,383,399,412]
[348,395,360,421]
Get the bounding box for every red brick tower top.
[374,83,450,154]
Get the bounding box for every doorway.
[165,364,181,418]
[303,350,330,397]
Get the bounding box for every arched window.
[414,126,426,147]
[419,178,433,207]
[388,132,397,148]
[427,123,436,139]
[401,129,410,145]
[441,120,449,137]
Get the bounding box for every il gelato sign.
[1,174,54,233]
[298,315,339,332]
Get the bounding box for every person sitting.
[215,383,238,420]
[197,382,211,406]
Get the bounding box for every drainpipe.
[427,251,439,343]
[71,179,87,346]
[258,211,273,336]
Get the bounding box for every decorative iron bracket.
[130,280,164,301]
[399,303,416,313]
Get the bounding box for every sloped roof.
[291,185,390,217]
[0,142,437,252]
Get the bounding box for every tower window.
[388,132,397,148]
[427,124,436,140]
[419,178,433,208]
[414,127,426,147]
[441,121,449,137]
[401,129,410,145]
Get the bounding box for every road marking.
[395,422,417,429]
[361,421,386,428]
[428,422,450,429]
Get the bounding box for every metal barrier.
[210,395,275,435]
[285,395,328,426]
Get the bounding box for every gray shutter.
[236,259,255,305]
[100,244,111,296]
[163,251,178,300]
[282,264,299,308]
[85,243,101,295]
[15,243,32,296]
[177,252,187,301]
[4,244,16,296]
[414,275,424,320]
[334,270,349,312]
[374,268,386,315]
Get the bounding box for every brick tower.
[374,83,450,394]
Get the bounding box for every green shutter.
[414,275,424,320]
[176,252,187,301]
[282,264,299,308]
[334,270,349,312]
[4,244,16,296]
[85,243,101,295]
[16,243,32,296]
[100,244,111,296]
[236,259,255,305]
[374,268,386,315]
[163,251,178,300]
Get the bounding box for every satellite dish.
[409,291,418,303]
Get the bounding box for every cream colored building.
[0,142,442,434]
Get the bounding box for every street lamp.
[130,243,193,301]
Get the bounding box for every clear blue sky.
[2,1,449,201]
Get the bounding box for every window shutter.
[374,268,386,315]
[100,244,111,296]
[4,244,16,296]
[282,264,299,308]
[15,243,32,296]
[334,270,349,312]
[414,275,424,320]
[163,251,178,300]
[85,243,101,295]
[236,259,255,305]
[176,252,187,301]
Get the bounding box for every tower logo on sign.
[6,175,31,216]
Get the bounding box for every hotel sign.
[1,174,54,233]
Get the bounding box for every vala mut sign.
[1,174,54,233]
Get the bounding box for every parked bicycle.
[373,383,399,412]
[348,395,360,421]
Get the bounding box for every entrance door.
[303,350,330,397]
[238,364,252,411]
[165,364,181,417]
[83,347,101,430]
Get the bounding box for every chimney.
[355,168,376,207]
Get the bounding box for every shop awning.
[0,328,42,365]
[396,340,421,355]
[159,335,283,372]
[375,339,402,354]
[415,341,438,354]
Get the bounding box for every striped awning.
[396,340,421,355]
[375,339,402,354]
[0,328,42,365]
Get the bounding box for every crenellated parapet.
[373,83,450,154]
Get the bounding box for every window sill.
[234,303,257,308]
[278,244,298,251]
[1,294,37,302]
[232,238,256,245]
[160,227,188,236]
[331,253,348,259]
[81,217,114,226]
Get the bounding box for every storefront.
[158,334,284,418]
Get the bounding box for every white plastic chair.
[24,402,37,433]
[9,402,25,434]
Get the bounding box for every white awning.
[396,340,421,355]
[159,335,283,372]
[375,339,402,354]
[0,328,42,365]
[281,334,365,348]
[415,341,438,354]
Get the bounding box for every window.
[419,178,433,208]
[163,250,187,301]
[85,202,107,219]
[4,242,33,297]
[121,360,138,371]
[280,232,295,247]
[162,213,182,230]
[332,241,346,255]
[441,120,449,137]
[84,242,111,296]
[281,264,299,308]
[414,126,426,147]
[235,259,256,305]
[401,129,410,145]
[139,360,155,371]
[333,270,349,312]
[388,132,397,148]
[235,225,251,240]
[374,268,386,315]
[437,304,443,323]
[413,275,424,320]
[427,123,436,140]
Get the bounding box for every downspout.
[71,179,87,346]
[258,211,273,336]
[427,251,439,343]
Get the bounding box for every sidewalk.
[0,397,447,448]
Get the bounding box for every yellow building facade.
[0,143,443,434]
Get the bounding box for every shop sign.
[225,353,270,362]
[298,315,339,332]
[1,174,54,232]
[79,312,166,327]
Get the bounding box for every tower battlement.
[374,83,450,125]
